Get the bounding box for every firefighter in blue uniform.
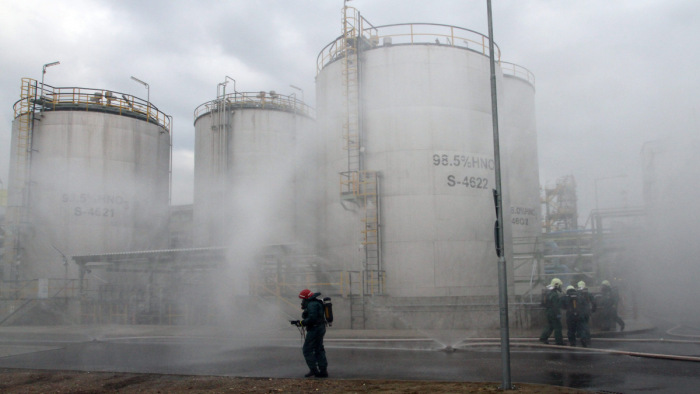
[539,278,565,345]
[290,289,328,378]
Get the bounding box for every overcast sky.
[2,0,698,222]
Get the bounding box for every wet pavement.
[0,319,699,393]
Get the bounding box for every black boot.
[304,368,319,378]
[317,368,328,378]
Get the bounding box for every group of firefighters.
[288,280,625,378]
[540,278,625,347]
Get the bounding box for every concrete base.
[330,295,543,330]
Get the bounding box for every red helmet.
[298,289,314,299]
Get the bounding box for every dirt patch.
[0,369,588,393]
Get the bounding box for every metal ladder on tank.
[340,6,361,182]
[347,271,365,329]
[3,78,38,278]
[343,171,383,329]
[341,6,366,328]
[339,7,385,328]
[359,171,383,295]
[211,84,230,245]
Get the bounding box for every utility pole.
[486,0,513,390]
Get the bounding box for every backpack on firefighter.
[322,297,334,326]
[564,285,582,317]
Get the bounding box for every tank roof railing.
[317,22,501,74]
[501,61,536,88]
[193,91,315,123]
[13,84,171,133]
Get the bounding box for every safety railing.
[249,269,362,299]
[79,299,209,325]
[501,61,536,87]
[0,278,83,300]
[317,22,501,74]
[193,91,315,122]
[13,83,171,133]
[363,270,385,296]
[340,170,378,198]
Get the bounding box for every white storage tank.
[6,79,171,280]
[316,20,512,297]
[192,91,317,251]
[500,62,541,295]
[640,139,700,315]
[501,62,540,238]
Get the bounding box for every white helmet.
[578,281,586,289]
[550,278,563,288]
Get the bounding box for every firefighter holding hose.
[290,289,329,378]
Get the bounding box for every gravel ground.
[0,369,589,393]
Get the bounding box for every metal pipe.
[226,76,236,94]
[290,84,303,102]
[41,61,60,98]
[167,115,173,207]
[453,337,700,344]
[457,341,700,363]
[130,76,149,103]
[130,76,150,120]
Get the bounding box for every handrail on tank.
[317,22,501,74]
[12,83,171,133]
[193,91,315,123]
[501,61,536,87]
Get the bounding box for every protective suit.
[562,285,586,347]
[296,289,328,378]
[599,280,625,332]
[539,278,565,345]
[577,281,596,346]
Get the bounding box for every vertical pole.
[594,178,600,213]
[78,263,86,298]
[168,115,173,208]
[486,0,512,390]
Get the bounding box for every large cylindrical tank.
[7,80,171,279]
[500,62,541,294]
[316,23,512,297]
[639,139,700,315]
[192,91,317,252]
[501,62,540,238]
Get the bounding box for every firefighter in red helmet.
[290,289,328,378]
